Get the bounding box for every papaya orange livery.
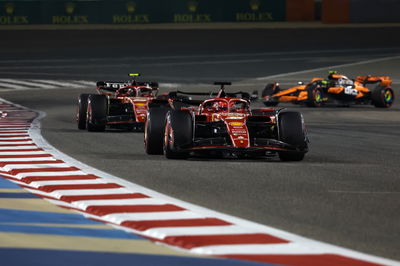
[261,71,395,108]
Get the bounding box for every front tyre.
[306,84,324,107]
[86,94,108,132]
[371,86,394,108]
[278,111,307,161]
[262,83,280,107]
[144,107,170,155]
[164,110,193,159]
[77,94,90,130]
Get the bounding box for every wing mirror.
[250,90,258,101]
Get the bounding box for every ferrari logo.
[4,3,14,15]
[250,0,260,11]
[65,2,75,14]
[187,1,198,12]
[126,1,136,13]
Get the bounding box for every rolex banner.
[0,0,286,25]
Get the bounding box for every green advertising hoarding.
[0,1,41,24]
[0,0,285,25]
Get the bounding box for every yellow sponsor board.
[229,122,244,126]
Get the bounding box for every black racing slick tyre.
[262,83,280,107]
[144,107,170,155]
[278,111,307,161]
[371,86,394,108]
[77,94,90,130]
[306,84,324,107]
[164,110,193,159]
[86,94,107,132]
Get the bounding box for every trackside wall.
[0,0,287,25]
[322,0,400,23]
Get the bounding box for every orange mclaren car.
[261,71,395,108]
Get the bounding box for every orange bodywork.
[310,78,324,82]
[327,87,344,94]
[297,91,308,101]
[279,96,299,102]
[273,86,304,97]
[355,76,392,86]
[272,85,308,102]
[266,74,393,105]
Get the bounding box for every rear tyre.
[306,84,324,107]
[164,110,193,159]
[278,111,307,161]
[77,94,90,130]
[371,86,394,108]
[262,83,280,107]
[145,107,171,155]
[86,94,107,132]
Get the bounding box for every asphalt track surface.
[1,27,400,261]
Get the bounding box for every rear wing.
[355,76,392,86]
[169,90,252,100]
[96,81,159,92]
[96,81,130,91]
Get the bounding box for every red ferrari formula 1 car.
[144,82,308,161]
[77,74,166,132]
[261,71,395,108]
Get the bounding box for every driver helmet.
[337,76,354,86]
[230,101,247,112]
[139,88,152,96]
[213,101,228,112]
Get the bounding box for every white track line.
[0,151,50,157]
[0,157,57,162]
[0,79,57,89]
[48,188,133,198]
[101,211,206,224]
[0,145,37,150]
[1,47,397,64]
[256,55,400,80]
[28,179,107,188]
[72,198,169,207]
[191,243,327,255]
[1,162,71,170]
[14,170,85,179]
[0,136,31,140]
[142,225,260,239]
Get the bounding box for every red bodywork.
[179,97,287,153]
[97,84,157,126]
[197,98,253,149]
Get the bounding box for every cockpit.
[116,86,156,97]
[200,99,250,114]
[137,87,155,97]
